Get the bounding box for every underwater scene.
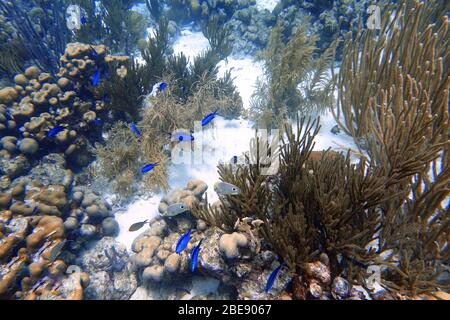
[0,0,448,302]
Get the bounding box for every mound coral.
[0,152,116,299]
[158,180,208,216]
[219,232,249,259]
[0,43,126,300]
[0,44,130,168]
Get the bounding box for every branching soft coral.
[94,120,170,197]
[332,0,449,295]
[193,109,448,297]
[250,20,336,129]
[94,121,141,198]
[142,72,241,132]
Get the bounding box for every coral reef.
[193,109,449,298]
[0,43,127,299]
[0,43,130,167]
[0,149,117,299]
[273,0,367,55]
[130,180,291,300]
[1,0,447,302]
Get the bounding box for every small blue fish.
[48,125,64,138]
[81,16,88,25]
[141,163,158,174]
[159,82,168,92]
[103,67,110,80]
[93,118,102,126]
[130,124,141,137]
[102,95,111,104]
[174,133,194,142]
[265,263,284,293]
[201,110,218,127]
[92,69,101,86]
[190,238,203,272]
[32,206,39,215]
[175,230,191,254]
[90,45,99,59]
[163,130,194,142]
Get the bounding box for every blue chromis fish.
[175,230,191,254]
[141,163,158,174]
[265,263,284,293]
[159,82,168,92]
[81,16,88,25]
[92,69,101,86]
[173,132,194,142]
[90,45,99,58]
[93,118,102,126]
[102,95,111,104]
[164,129,194,142]
[190,239,203,272]
[201,110,218,127]
[130,124,141,137]
[48,125,64,138]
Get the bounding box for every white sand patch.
[173,29,211,62]
[310,111,360,157]
[180,276,221,300]
[167,117,257,204]
[256,0,279,12]
[115,195,162,251]
[217,57,265,110]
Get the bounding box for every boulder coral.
[218,232,249,259]
[0,43,129,166]
[131,216,197,284]
[0,177,115,299]
[158,179,208,216]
